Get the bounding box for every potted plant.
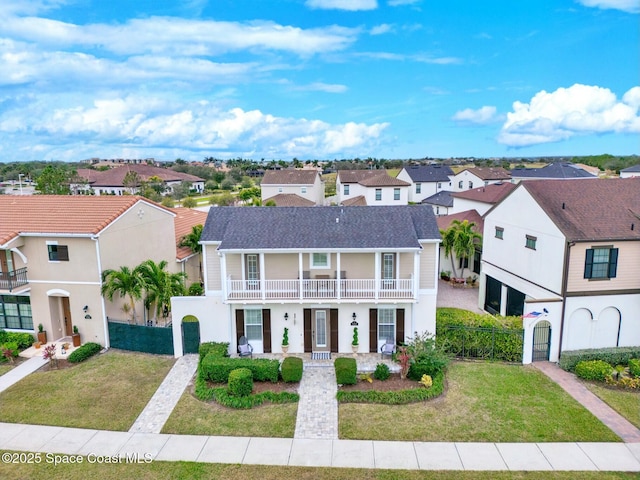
[37,323,47,344]
[281,327,289,355]
[351,327,359,354]
[440,270,451,281]
[33,341,41,349]
[72,325,81,347]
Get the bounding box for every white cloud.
[305,0,378,11]
[297,82,348,93]
[370,24,394,35]
[388,0,421,6]
[576,0,640,13]
[498,84,640,147]
[452,106,500,124]
[0,94,389,159]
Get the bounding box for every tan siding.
[340,253,375,279]
[567,241,640,292]
[205,245,221,290]
[399,252,413,278]
[264,254,299,279]
[419,243,437,289]
[225,254,242,280]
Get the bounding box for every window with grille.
[378,309,395,342]
[244,309,263,341]
[584,247,618,279]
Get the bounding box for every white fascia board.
[218,247,421,254]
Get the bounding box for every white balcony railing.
[226,277,415,301]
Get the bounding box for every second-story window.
[469,181,473,189]
[584,247,618,279]
[375,188,382,201]
[311,253,330,268]
[416,183,421,194]
[343,184,349,195]
[495,227,504,239]
[47,244,69,262]
[525,235,537,250]
[393,188,400,200]
[458,181,463,189]
[301,187,307,194]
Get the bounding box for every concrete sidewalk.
[1,423,639,471]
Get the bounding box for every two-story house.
[449,167,511,192]
[0,196,202,348]
[450,182,517,215]
[397,165,454,203]
[171,205,441,357]
[337,170,410,206]
[480,178,640,364]
[509,163,597,182]
[260,169,325,206]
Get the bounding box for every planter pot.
[281,345,289,356]
[72,333,81,347]
[37,331,47,344]
[352,344,359,354]
[33,342,41,349]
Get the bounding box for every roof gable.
[202,205,440,249]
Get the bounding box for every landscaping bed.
[339,373,421,392]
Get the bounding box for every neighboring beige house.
[260,169,325,206]
[0,196,203,348]
[480,178,640,364]
[171,205,441,357]
[449,167,511,192]
[337,170,410,206]
[75,164,205,196]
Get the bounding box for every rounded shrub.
[228,368,253,397]
[373,362,390,381]
[281,356,303,383]
[68,342,101,363]
[334,357,357,385]
[574,360,613,382]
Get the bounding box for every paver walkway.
[535,361,640,443]
[129,354,198,434]
[0,356,47,394]
[294,365,338,439]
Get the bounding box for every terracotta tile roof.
[77,164,204,187]
[341,195,367,206]
[522,178,640,241]
[338,170,410,187]
[459,167,511,180]
[0,195,169,246]
[261,169,319,185]
[262,194,316,207]
[171,208,208,260]
[436,210,484,234]
[452,182,516,204]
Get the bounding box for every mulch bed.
[338,373,422,391]
[39,359,74,371]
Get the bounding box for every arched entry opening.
[181,315,200,354]
[532,320,551,362]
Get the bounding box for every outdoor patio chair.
[238,336,253,358]
[380,337,396,359]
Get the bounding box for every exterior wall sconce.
[83,305,89,312]
[350,312,358,326]
[284,313,289,321]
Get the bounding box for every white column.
[374,252,380,300]
[500,283,508,317]
[220,252,227,301]
[413,250,420,299]
[299,252,303,300]
[260,253,266,301]
[336,252,341,300]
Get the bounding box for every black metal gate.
[532,321,551,361]
[182,320,200,354]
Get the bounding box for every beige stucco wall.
[567,240,640,293]
[21,236,100,283]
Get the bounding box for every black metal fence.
[440,325,524,362]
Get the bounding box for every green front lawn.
[0,351,174,431]
[162,390,298,437]
[585,382,640,428]
[0,363,12,376]
[1,455,637,480]
[339,361,621,442]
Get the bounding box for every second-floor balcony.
[0,267,29,292]
[226,277,415,301]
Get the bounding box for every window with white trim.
[343,184,349,195]
[375,188,382,201]
[393,188,400,200]
[311,252,330,268]
[244,309,263,342]
[416,183,421,194]
[378,309,395,342]
[301,187,307,194]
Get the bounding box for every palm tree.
[440,219,482,279]
[101,266,144,323]
[137,260,186,324]
[178,224,203,283]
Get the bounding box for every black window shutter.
[235,310,245,341]
[330,309,338,353]
[396,309,405,344]
[303,309,312,352]
[608,248,618,278]
[262,309,271,353]
[369,309,377,352]
[584,249,594,279]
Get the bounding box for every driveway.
[436,279,484,313]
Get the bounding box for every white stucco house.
[449,167,511,193]
[171,205,441,357]
[620,164,640,179]
[260,169,325,206]
[479,178,640,364]
[397,165,454,203]
[337,170,410,206]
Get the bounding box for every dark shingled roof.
[511,162,597,179]
[421,191,454,208]
[521,178,640,241]
[621,164,640,173]
[202,205,440,249]
[402,165,454,182]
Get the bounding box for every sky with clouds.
[0,0,638,162]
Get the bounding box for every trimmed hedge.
[337,371,445,404]
[559,347,640,372]
[228,368,253,397]
[575,360,613,382]
[629,359,640,378]
[436,308,524,362]
[201,355,280,383]
[198,342,229,365]
[281,356,303,383]
[334,357,357,385]
[373,363,390,381]
[67,342,102,363]
[0,330,35,350]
